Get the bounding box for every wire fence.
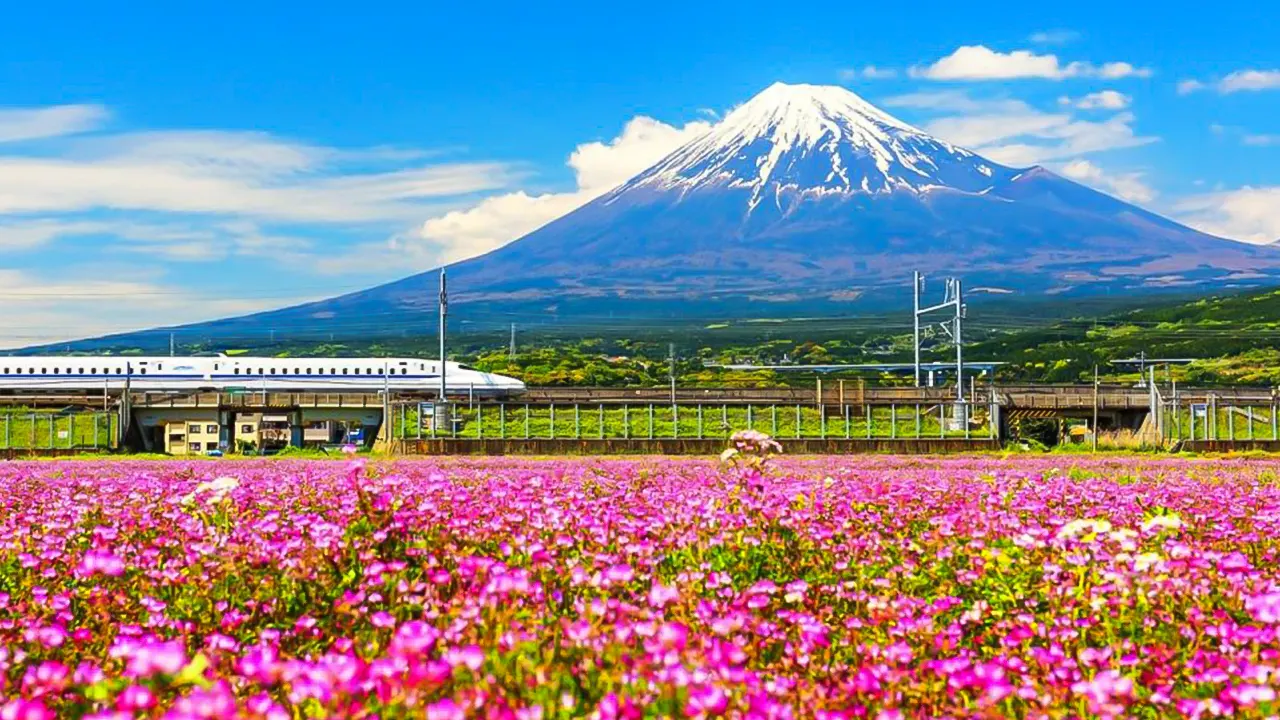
[0,411,118,451]
[390,401,997,442]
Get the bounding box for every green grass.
[392,403,993,441]
[0,411,117,450]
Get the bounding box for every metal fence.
[0,411,118,451]
[391,401,997,442]
[1158,391,1280,443]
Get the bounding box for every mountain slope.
[53,82,1280,348]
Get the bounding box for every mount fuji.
[75,82,1280,344]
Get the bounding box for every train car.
[0,355,525,397]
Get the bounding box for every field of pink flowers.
[3,455,1280,719]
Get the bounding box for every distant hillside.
[973,287,1280,384]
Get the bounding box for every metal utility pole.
[438,267,448,402]
[1092,365,1100,452]
[913,271,922,386]
[913,273,966,398]
[954,278,963,401]
[169,333,175,357]
[509,323,516,360]
[668,343,676,407]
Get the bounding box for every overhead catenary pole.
[954,278,964,402]
[913,271,922,387]
[668,342,676,408]
[169,333,175,357]
[1092,365,1100,452]
[439,267,448,402]
[509,323,516,360]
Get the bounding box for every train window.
[157,364,162,370]
[233,368,239,375]
[331,368,337,375]
[342,368,348,375]
[258,369,264,375]
[91,368,97,374]
[294,368,300,375]
[53,368,59,375]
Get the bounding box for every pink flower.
[445,645,485,672]
[391,621,439,656]
[686,684,728,716]
[426,699,465,720]
[78,550,125,577]
[0,700,54,720]
[1246,592,1280,624]
[116,685,156,712]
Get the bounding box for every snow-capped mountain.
[74,82,1280,345]
[619,82,1009,207]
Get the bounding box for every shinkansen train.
[0,355,525,396]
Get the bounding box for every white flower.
[1141,514,1184,533]
[1056,518,1111,541]
[185,476,240,505]
[719,448,739,464]
[1133,552,1163,573]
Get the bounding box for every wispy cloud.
[0,104,109,143]
[910,46,1152,81]
[1058,91,1131,110]
[889,90,1155,166]
[0,267,327,349]
[1028,29,1081,45]
[1176,187,1280,244]
[840,66,898,81]
[0,131,515,223]
[1179,69,1280,95]
[1058,159,1156,203]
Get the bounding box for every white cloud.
[0,104,108,143]
[1179,70,1280,95]
[1244,134,1280,146]
[1058,159,1156,203]
[923,106,1154,166]
[1097,62,1150,80]
[0,128,515,225]
[885,90,1156,168]
[910,45,1151,81]
[1176,187,1280,244]
[1029,29,1081,45]
[840,65,897,81]
[1058,90,1131,110]
[1177,79,1207,95]
[1220,69,1280,93]
[411,115,712,263]
[881,91,1026,113]
[0,268,322,349]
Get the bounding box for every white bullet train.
[0,355,526,397]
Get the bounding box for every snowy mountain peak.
[617,82,1014,210]
[723,81,923,140]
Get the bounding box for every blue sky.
[0,0,1277,346]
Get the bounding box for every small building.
[165,420,223,456]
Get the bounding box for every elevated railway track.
[2,384,1277,454]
